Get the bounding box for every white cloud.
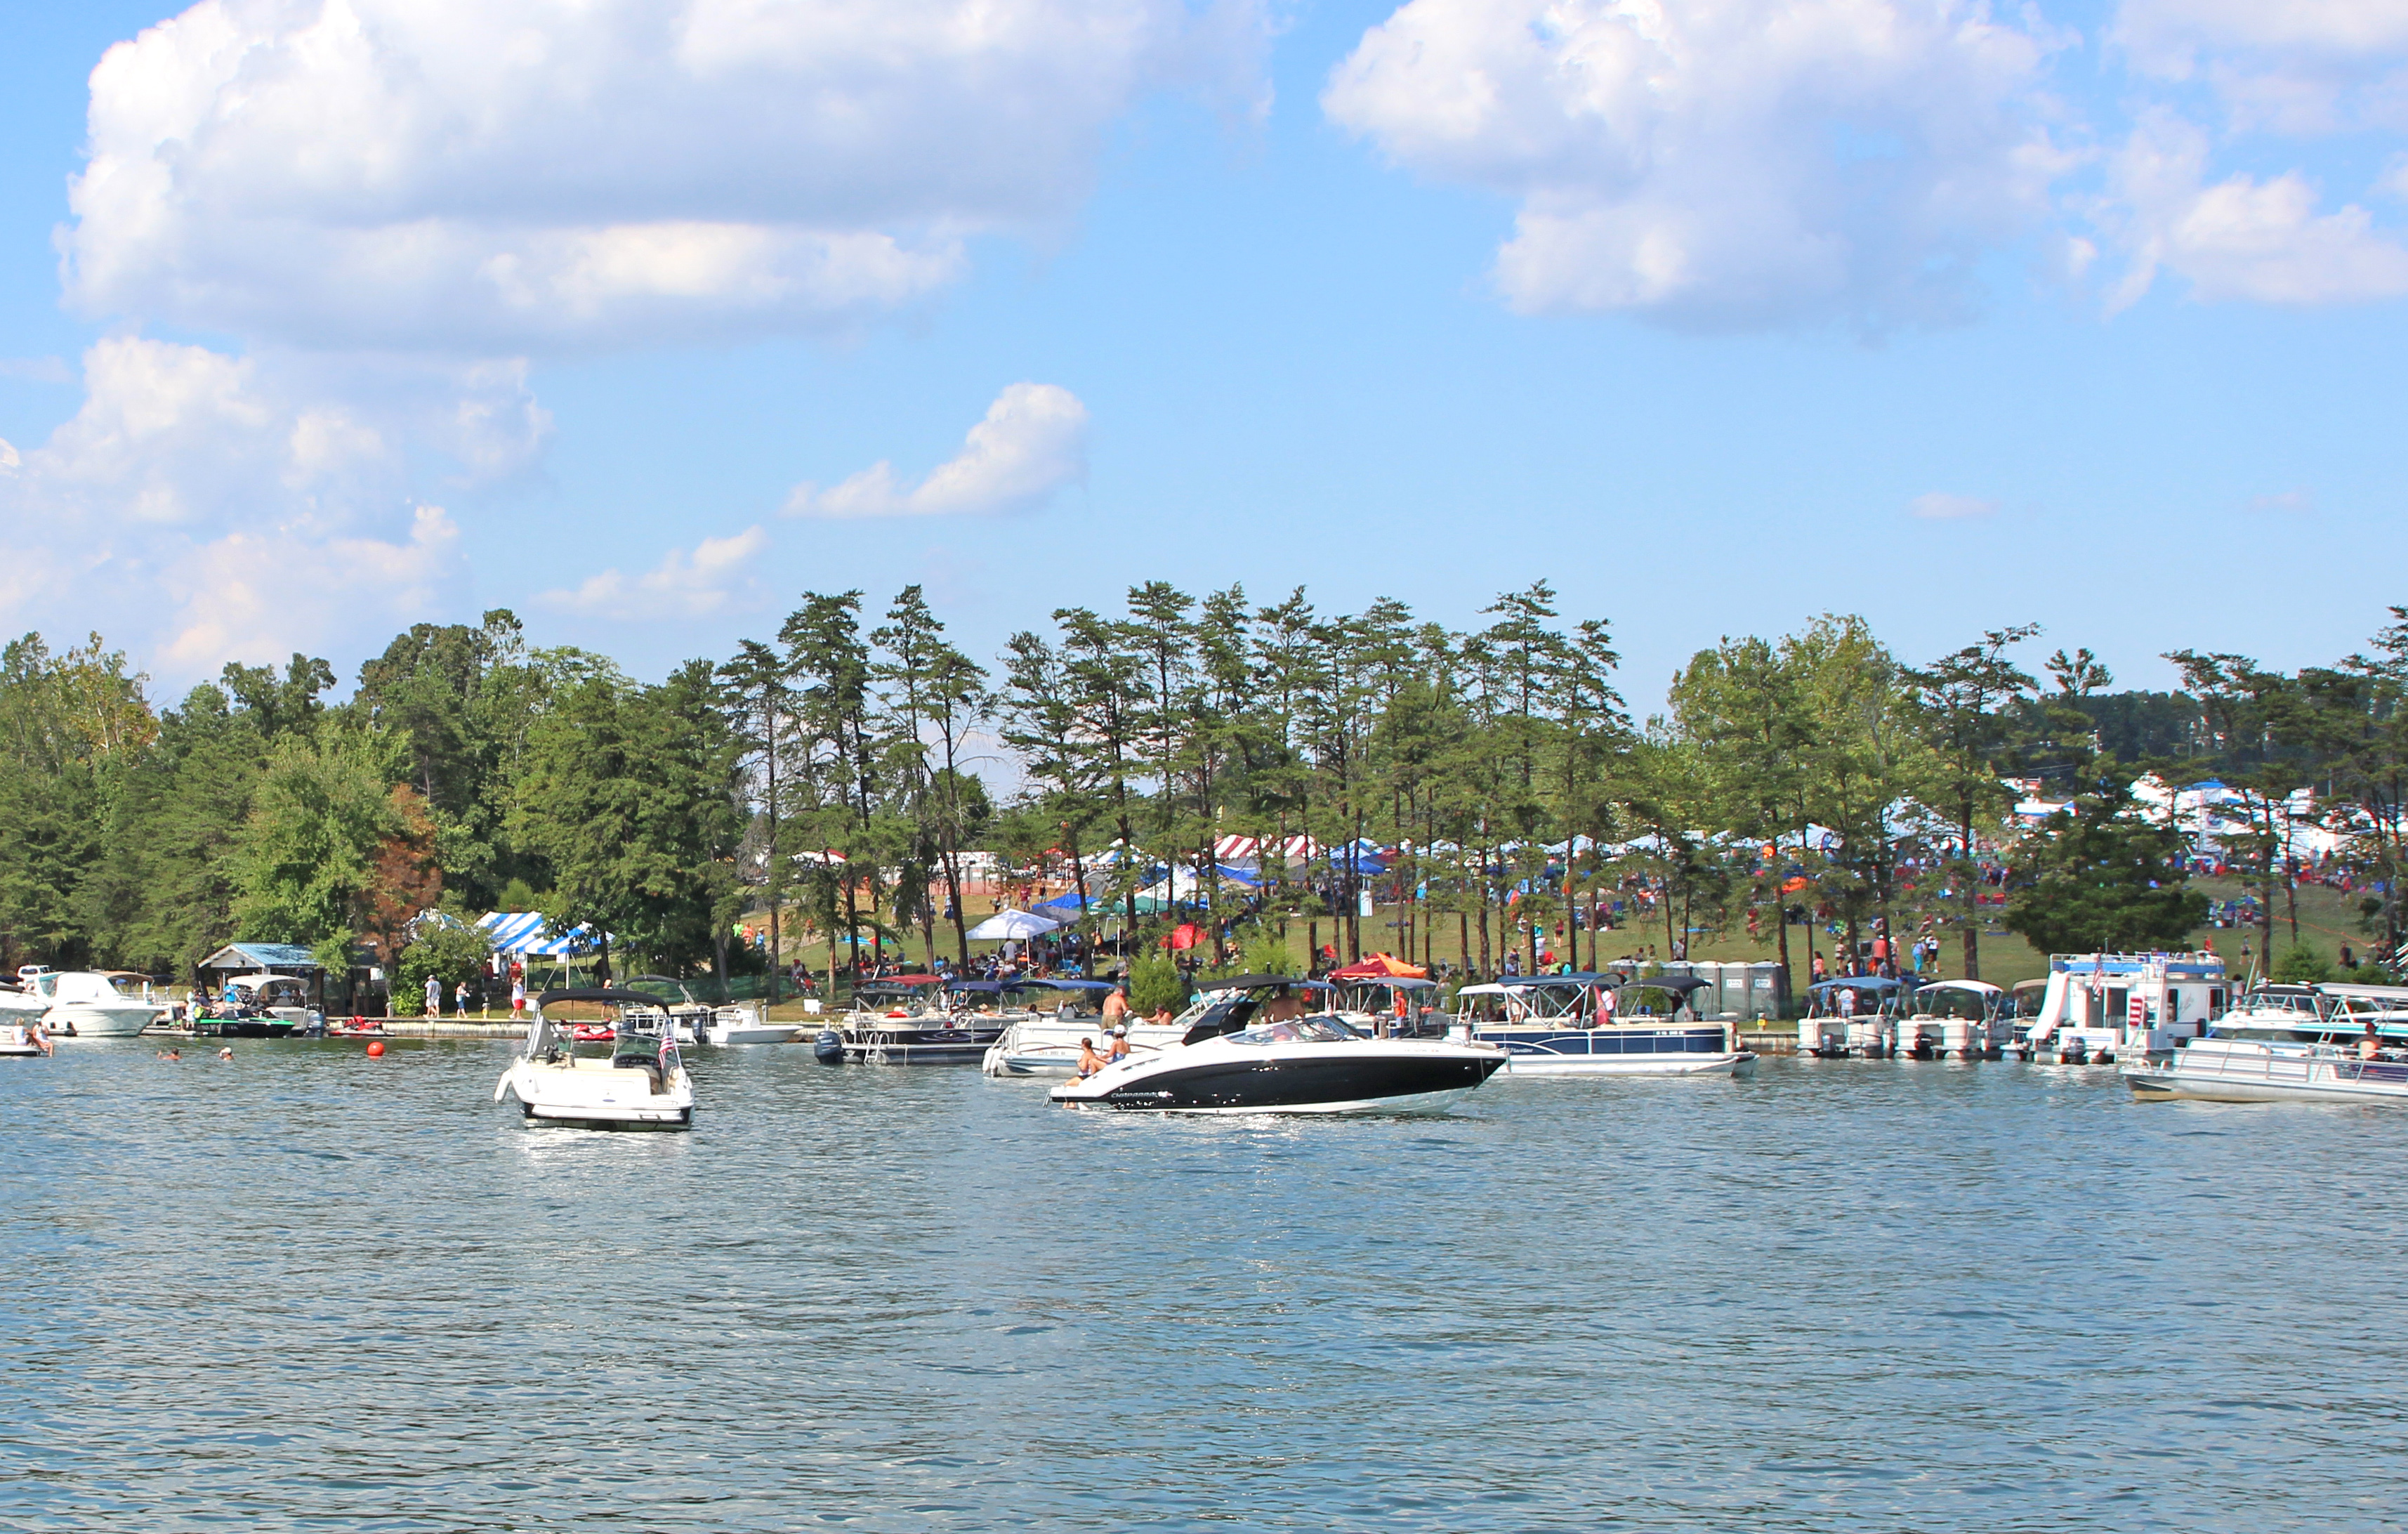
[2249,488,2314,513]
[0,339,499,678]
[787,383,1088,518]
[65,0,1263,353]
[1911,491,2000,519]
[161,506,465,672]
[537,525,772,617]
[2098,112,2408,307]
[2117,0,2408,133]
[1323,0,2065,328]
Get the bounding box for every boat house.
[197,943,325,1007]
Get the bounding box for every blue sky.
[3,0,2406,711]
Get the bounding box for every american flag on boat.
[657,1014,681,1079]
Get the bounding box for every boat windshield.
[1226,1017,1363,1046]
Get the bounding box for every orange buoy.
[366,1040,386,1058]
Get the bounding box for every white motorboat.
[1455,974,1755,1077]
[28,971,166,1037]
[701,1011,794,1044]
[621,975,792,1045]
[1051,1009,1506,1115]
[982,978,1171,1075]
[2126,1035,2408,1105]
[494,987,695,1129]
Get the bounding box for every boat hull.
[1484,1023,1756,1077]
[981,1018,1184,1075]
[520,1101,695,1128]
[704,1023,798,1045]
[498,1061,695,1130]
[48,1003,162,1038]
[818,1021,1004,1065]
[1055,1044,1504,1114]
[2126,1040,2408,1105]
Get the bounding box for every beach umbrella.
[968,909,1060,940]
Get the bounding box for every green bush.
[2272,945,2333,984]
[394,923,497,1015]
[1239,927,1292,976]
[1127,950,1185,1018]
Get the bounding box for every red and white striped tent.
[1212,834,1320,863]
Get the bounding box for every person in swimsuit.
[1263,986,1307,1023]
[1075,1038,1108,1077]
[1107,1026,1131,1064]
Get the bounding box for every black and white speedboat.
[1048,1002,1505,1115]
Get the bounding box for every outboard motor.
[812,1028,844,1064]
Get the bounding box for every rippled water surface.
[3,1040,2403,1531]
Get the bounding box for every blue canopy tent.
[479,912,618,988]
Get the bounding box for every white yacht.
[494,988,695,1129]
[29,971,166,1037]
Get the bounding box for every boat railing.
[2180,1039,2408,1083]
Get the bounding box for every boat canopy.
[2317,983,2408,1004]
[1914,979,2001,997]
[1617,976,1711,996]
[536,988,669,1011]
[1808,976,1909,992]
[1010,978,1119,992]
[1198,973,1307,992]
[622,974,696,1003]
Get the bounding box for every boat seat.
[611,1055,666,1091]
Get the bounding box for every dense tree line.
[5,587,2407,993]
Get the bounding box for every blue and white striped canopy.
[478,911,610,956]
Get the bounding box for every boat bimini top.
[527,988,671,1049]
[1904,978,2002,1018]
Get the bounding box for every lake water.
[2,1040,2401,1532]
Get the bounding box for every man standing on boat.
[1101,981,1130,1030]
